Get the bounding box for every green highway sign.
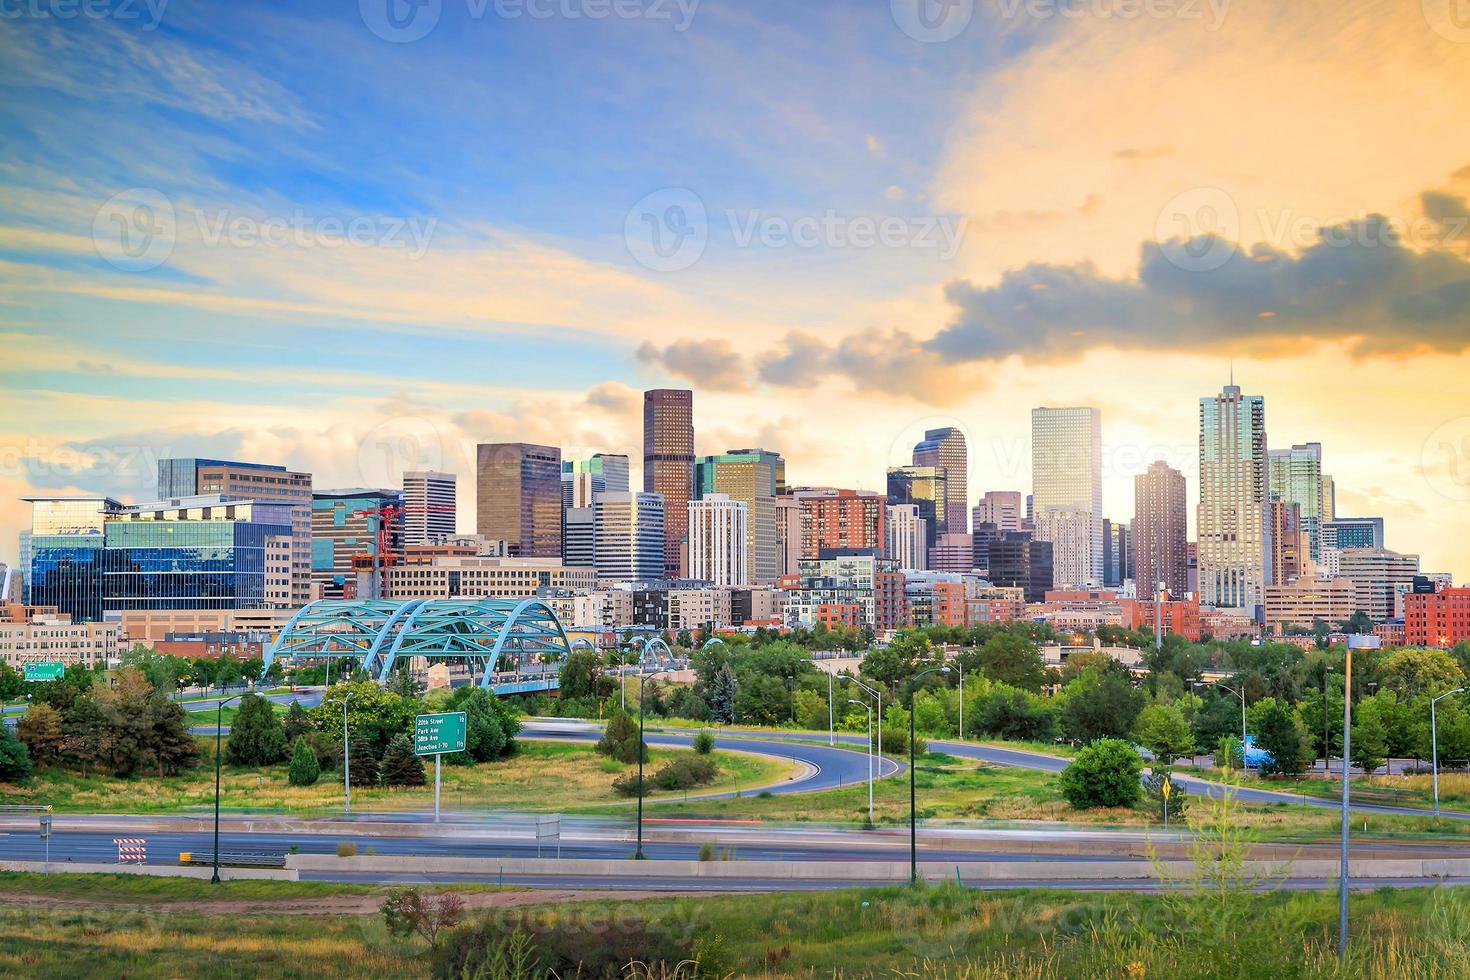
[23,663,65,682]
[414,711,467,756]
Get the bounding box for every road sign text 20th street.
[414,712,467,756]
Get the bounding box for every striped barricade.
[114,838,147,864]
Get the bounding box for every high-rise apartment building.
[687,494,749,587]
[1269,496,1307,584]
[402,471,456,546]
[928,533,974,574]
[973,491,1024,534]
[885,504,928,570]
[886,466,944,551]
[912,427,968,535]
[157,457,312,606]
[695,449,781,583]
[1338,548,1419,622]
[594,491,665,583]
[476,443,562,558]
[1319,516,1385,578]
[1197,385,1271,613]
[311,488,404,600]
[1031,407,1102,587]
[643,389,694,578]
[791,488,886,558]
[1268,443,1325,560]
[1134,461,1189,598]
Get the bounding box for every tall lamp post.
[849,699,874,826]
[342,689,355,815]
[1218,683,1247,760]
[908,665,951,884]
[956,661,965,742]
[1431,687,1465,818]
[211,692,244,884]
[634,665,669,860]
[1340,634,1380,961]
[852,676,882,757]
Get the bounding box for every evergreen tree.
[282,700,313,743]
[288,736,320,786]
[710,664,738,724]
[0,725,32,782]
[60,696,109,777]
[347,731,381,788]
[1255,701,1309,777]
[386,666,422,700]
[381,734,427,786]
[226,693,289,766]
[146,692,198,776]
[597,710,645,764]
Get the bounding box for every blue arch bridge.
[262,597,575,695]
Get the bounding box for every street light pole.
[1340,634,1380,961]
[634,667,664,860]
[849,699,873,826]
[1322,666,1333,777]
[1431,687,1465,818]
[957,662,964,742]
[908,665,951,885]
[828,669,834,746]
[342,689,355,815]
[211,693,243,884]
[1219,683,1246,759]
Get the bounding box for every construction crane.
[350,504,404,600]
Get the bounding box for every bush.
[692,729,715,755]
[1058,738,1143,809]
[287,736,320,786]
[1141,769,1187,821]
[336,841,357,857]
[597,710,646,764]
[380,887,465,947]
[650,754,718,791]
[432,910,691,979]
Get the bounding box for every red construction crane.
[351,504,404,600]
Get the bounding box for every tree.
[0,663,25,701]
[16,703,64,766]
[385,667,422,700]
[1377,649,1465,700]
[692,730,714,755]
[1135,704,1194,767]
[734,673,792,726]
[597,710,645,764]
[1058,738,1143,809]
[283,700,313,743]
[1350,697,1390,775]
[793,689,826,731]
[1254,701,1309,777]
[314,682,421,758]
[559,648,605,702]
[348,731,381,787]
[445,687,519,763]
[710,664,737,724]
[978,632,1048,693]
[381,734,427,787]
[0,725,32,782]
[146,692,198,776]
[226,693,289,766]
[288,736,320,786]
[1061,664,1144,744]
[975,685,1058,742]
[380,888,465,947]
[60,696,109,777]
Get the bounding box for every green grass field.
[0,740,797,815]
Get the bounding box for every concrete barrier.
[0,860,299,881]
[284,853,1470,882]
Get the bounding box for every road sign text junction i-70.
[414,712,467,756]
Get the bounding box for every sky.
[1,0,1469,577]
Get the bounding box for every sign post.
[24,663,65,682]
[1161,775,1172,831]
[414,712,466,824]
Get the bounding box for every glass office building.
[23,497,122,621]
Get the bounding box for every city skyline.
[2,2,1468,578]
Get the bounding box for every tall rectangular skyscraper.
[595,491,665,583]
[886,465,945,550]
[1198,384,1271,612]
[1031,407,1102,587]
[1267,442,1325,560]
[1134,460,1189,598]
[476,443,562,558]
[912,427,968,535]
[695,449,781,583]
[643,389,694,578]
[973,490,1024,534]
[402,471,456,546]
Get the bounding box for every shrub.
[1058,737,1143,809]
[611,770,644,798]
[287,736,320,787]
[336,841,357,857]
[432,911,690,979]
[597,710,646,764]
[380,887,465,947]
[650,755,718,791]
[692,729,714,755]
[697,842,716,861]
[1141,769,1187,821]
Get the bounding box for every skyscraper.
[886,465,945,550]
[1101,519,1131,589]
[476,443,562,557]
[774,495,803,577]
[1268,442,1325,560]
[912,427,968,535]
[562,454,630,509]
[973,490,1024,534]
[595,491,665,583]
[23,496,123,621]
[885,503,928,570]
[1031,407,1102,587]
[643,389,694,577]
[695,449,782,583]
[791,488,886,558]
[1197,384,1271,612]
[311,488,404,600]
[1134,460,1189,598]
[157,457,313,606]
[687,494,749,586]
[986,531,1054,603]
[1269,495,1307,584]
[402,471,456,546]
